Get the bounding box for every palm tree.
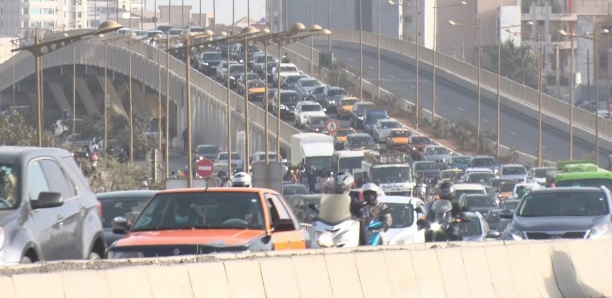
[486,40,540,89]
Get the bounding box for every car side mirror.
[308,203,319,212]
[31,192,64,209]
[486,230,501,238]
[416,217,429,229]
[271,218,296,232]
[498,209,514,219]
[112,216,130,235]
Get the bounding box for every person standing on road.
[181,129,187,151]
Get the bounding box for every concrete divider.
[2,240,612,297]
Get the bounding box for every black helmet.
[333,172,354,194]
[438,180,455,200]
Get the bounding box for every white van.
[453,183,487,198]
[273,63,300,84]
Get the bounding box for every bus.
[546,160,612,190]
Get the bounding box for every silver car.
[499,164,528,182]
[458,212,500,241]
[500,187,612,240]
[422,145,453,164]
[295,78,323,98]
[371,119,404,143]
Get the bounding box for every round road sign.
[325,119,340,133]
[196,158,214,178]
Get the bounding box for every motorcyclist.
[231,172,252,187]
[437,180,461,217]
[281,52,290,63]
[360,183,392,245]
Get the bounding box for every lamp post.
[154,34,163,153]
[11,21,123,147]
[359,0,363,101]
[166,0,172,178]
[432,1,466,124]
[388,0,419,129]
[559,29,577,160]
[448,19,481,152]
[310,0,314,74]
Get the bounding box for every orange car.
[333,127,356,150]
[385,128,411,150]
[107,187,307,258]
[336,97,360,119]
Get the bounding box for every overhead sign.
[325,119,339,133]
[196,158,214,178]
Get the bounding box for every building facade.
[0,0,89,37]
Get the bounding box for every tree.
[0,112,55,147]
[486,40,540,89]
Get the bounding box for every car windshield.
[487,212,501,225]
[131,192,266,231]
[468,173,495,184]
[287,76,304,83]
[425,147,449,155]
[283,185,308,196]
[534,168,554,178]
[366,113,387,124]
[203,52,222,60]
[389,130,410,137]
[457,219,482,237]
[452,156,472,164]
[386,203,415,228]
[0,165,18,210]
[245,73,259,80]
[500,182,517,192]
[517,191,609,217]
[455,189,486,197]
[197,146,218,154]
[350,136,375,147]
[336,129,354,137]
[312,87,325,94]
[169,29,183,35]
[501,201,519,210]
[281,66,298,72]
[339,156,364,171]
[341,99,358,106]
[248,80,265,88]
[441,171,460,179]
[229,65,245,72]
[502,166,526,175]
[300,79,320,87]
[280,93,300,103]
[415,162,437,171]
[356,103,376,112]
[371,166,411,183]
[219,153,241,160]
[380,121,400,129]
[301,104,322,112]
[328,89,347,97]
[99,195,151,228]
[310,117,328,125]
[465,196,498,208]
[411,137,432,145]
[473,158,496,166]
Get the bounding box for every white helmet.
[231,172,252,187]
[362,183,385,196]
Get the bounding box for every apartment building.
[0,0,88,37]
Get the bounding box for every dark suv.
[0,147,106,264]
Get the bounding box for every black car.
[97,190,156,247]
[286,194,323,223]
[273,90,301,119]
[412,161,441,185]
[193,144,220,162]
[500,187,612,240]
[198,51,223,75]
[0,147,106,264]
[458,194,499,216]
[227,64,246,88]
[350,102,376,129]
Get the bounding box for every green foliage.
[0,112,55,146]
[82,157,151,192]
[499,147,520,164]
[485,40,540,89]
[323,60,348,87]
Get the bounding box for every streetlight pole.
[594,31,600,165]
[35,34,42,146]
[537,29,543,167]
[72,44,77,141]
[569,30,574,160]
[156,35,163,153]
[128,32,134,165]
[496,20,501,159]
[227,33,233,174]
[166,0,171,178]
[104,42,109,154]
[244,38,250,163]
[377,0,381,102]
[185,32,194,187]
[328,0,331,53]
[359,0,363,101]
[310,0,314,74]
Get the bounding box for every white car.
[453,183,487,198]
[499,164,528,182]
[371,119,404,142]
[378,196,427,245]
[273,63,300,84]
[510,182,543,199]
[293,101,326,128]
[526,167,556,185]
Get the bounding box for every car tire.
[89,252,102,261]
[20,256,32,264]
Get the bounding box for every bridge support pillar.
[95,75,127,118]
[47,83,71,112]
[74,77,100,116]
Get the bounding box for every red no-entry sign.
[196,158,214,178]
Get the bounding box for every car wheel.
[20,256,32,264]
[89,252,102,261]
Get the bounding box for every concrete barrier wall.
[1,239,612,298]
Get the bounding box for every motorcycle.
[418,200,468,242]
[311,194,361,248]
[415,183,427,200]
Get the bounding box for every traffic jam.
[1,32,611,266]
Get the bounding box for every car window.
[40,159,75,199]
[0,165,18,210]
[99,196,151,228]
[27,160,50,202]
[386,203,414,228]
[267,193,291,220]
[517,191,609,217]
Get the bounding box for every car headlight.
[590,224,610,238]
[202,62,208,66]
[108,251,144,259]
[279,105,287,109]
[430,223,441,231]
[507,226,524,240]
[317,232,335,247]
[358,116,364,120]
[329,100,336,105]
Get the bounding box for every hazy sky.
[146,0,267,24]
